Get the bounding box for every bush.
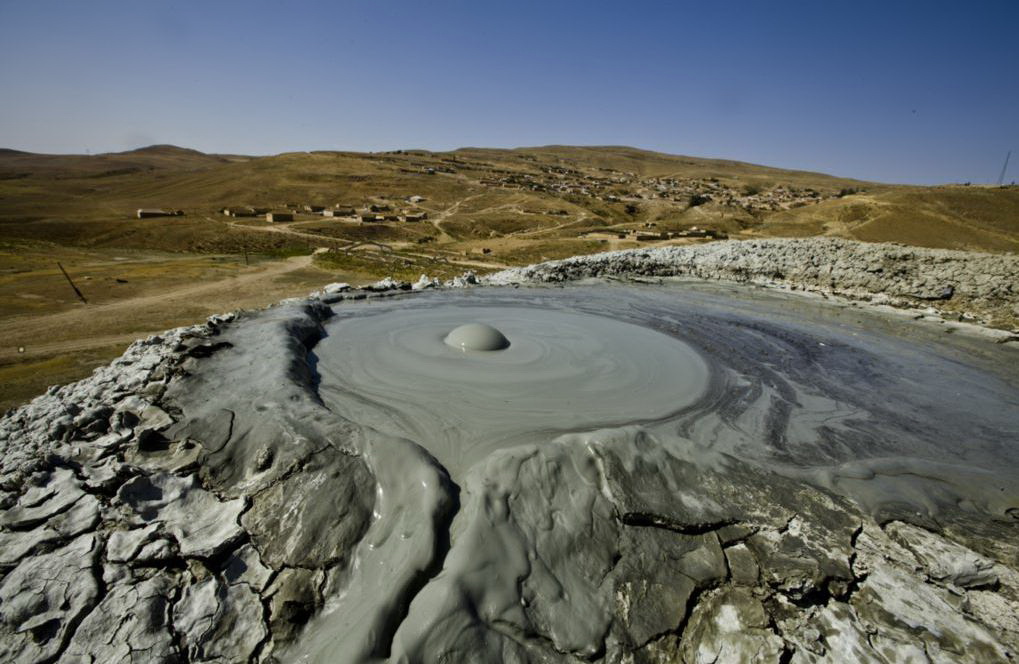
[688,194,710,207]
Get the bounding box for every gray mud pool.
[315,284,1019,515]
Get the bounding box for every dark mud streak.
[621,512,737,536]
[373,479,461,659]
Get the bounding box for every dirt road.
[424,193,484,241]
[222,217,352,248]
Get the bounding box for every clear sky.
[1,1,1016,184]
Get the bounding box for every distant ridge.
[465,145,869,184]
[0,143,1015,253]
[117,144,211,157]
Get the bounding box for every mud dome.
[315,304,709,475]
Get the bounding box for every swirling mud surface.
[315,302,709,476]
[2,279,1018,663]
[317,286,1019,510]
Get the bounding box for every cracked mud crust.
[1,238,1017,663]
[487,237,1019,332]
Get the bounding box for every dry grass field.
[760,187,1019,252]
[1,144,1017,410]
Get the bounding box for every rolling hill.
[1,144,1015,255]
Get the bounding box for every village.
[221,199,430,224]
[124,157,851,277]
[469,158,842,213]
[132,148,851,248]
[136,196,432,224]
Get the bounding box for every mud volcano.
[2,256,1018,663]
[301,285,1019,661]
[315,303,709,475]
[314,289,1019,503]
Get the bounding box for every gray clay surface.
[1,238,1018,663]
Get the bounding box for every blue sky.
[1,1,1016,184]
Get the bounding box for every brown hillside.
[2,144,1016,255]
[757,186,1019,253]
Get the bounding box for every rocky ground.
[0,238,1017,663]
[486,237,1019,332]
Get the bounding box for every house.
[407,195,426,203]
[403,212,428,222]
[266,212,294,223]
[137,208,173,218]
[674,228,727,239]
[223,207,257,217]
[360,214,383,223]
[369,204,392,213]
[323,208,355,218]
[304,205,324,213]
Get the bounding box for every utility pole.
[57,263,88,304]
[998,150,1012,186]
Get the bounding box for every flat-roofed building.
[137,208,171,218]
[224,207,257,217]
